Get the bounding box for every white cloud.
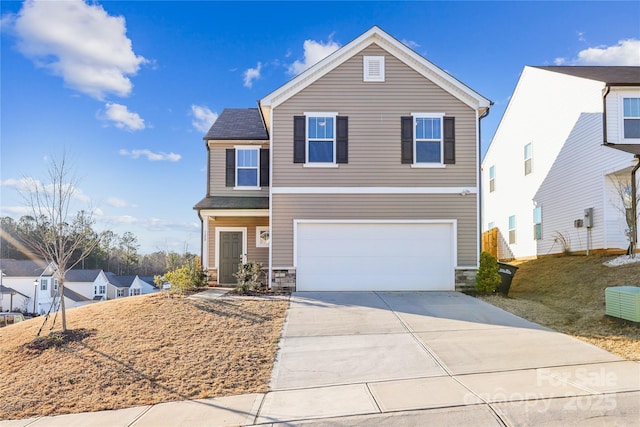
[243,62,262,88]
[401,39,420,50]
[107,197,127,208]
[6,0,146,100]
[191,105,218,133]
[288,36,341,75]
[555,39,640,66]
[1,177,91,203]
[103,103,145,131]
[118,149,181,162]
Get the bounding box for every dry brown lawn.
[479,254,640,361]
[0,292,289,421]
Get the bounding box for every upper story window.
[489,165,495,192]
[363,56,385,82]
[130,288,141,296]
[401,114,455,166]
[53,279,59,292]
[415,115,443,164]
[40,279,47,291]
[533,206,542,240]
[117,288,125,297]
[236,147,260,188]
[623,98,640,139]
[508,215,517,244]
[307,115,336,163]
[226,147,268,189]
[524,143,533,175]
[95,284,106,295]
[293,114,348,166]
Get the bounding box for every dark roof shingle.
[194,196,269,210]
[204,108,268,140]
[0,259,53,276]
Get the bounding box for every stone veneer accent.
[206,268,218,286]
[455,268,477,292]
[270,268,475,293]
[271,268,297,292]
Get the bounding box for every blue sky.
[1,1,639,254]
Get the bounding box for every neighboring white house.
[0,259,58,314]
[104,273,158,299]
[482,66,640,259]
[64,269,108,307]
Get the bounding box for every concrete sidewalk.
[3,291,639,426]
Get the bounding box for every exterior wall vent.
[605,286,640,322]
[363,56,385,82]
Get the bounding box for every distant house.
[64,269,109,306]
[0,259,58,314]
[482,66,640,259]
[0,284,29,312]
[105,273,158,298]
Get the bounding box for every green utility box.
[605,286,640,322]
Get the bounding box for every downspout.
[632,156,640,256]
[478,105,492,260]
[602,85,611,144]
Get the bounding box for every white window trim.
[411,112,445,167]
[621,95,640,142]
[256,226,269,248]
[214,227,248,269]
[363,56,385,82]
[304,112,338,166]
[234,145,261,190]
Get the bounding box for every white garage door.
[296,221,455,291]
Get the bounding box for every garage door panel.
[296,222,455,291]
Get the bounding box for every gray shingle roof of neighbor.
[0,259,52,276]
[65,269,102,282]
[105,272,130,288]
[193,196,269,210]
[0,284,28,297]
[63,287,90,302]
[533,66,640,85]
[204,108,268,140]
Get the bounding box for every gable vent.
[363,56,385,82]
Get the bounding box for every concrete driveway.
[259,291,640,426]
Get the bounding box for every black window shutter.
[401,116,413,164]
[293,116,306,163]
[443,116,455,164]
[225,148,235,187]
[260,148,269,186]
[336,116,348,164]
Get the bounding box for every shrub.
[475,251,501,294]
[233,262,264,294]
[154,256,206,295]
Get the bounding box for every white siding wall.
[482,67,605,258]
[534,113,633,255]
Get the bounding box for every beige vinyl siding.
[272,193,477,267]
[208,141,269,197]
[206,216,269,268]
[272,44,478,187]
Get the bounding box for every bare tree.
[18,153,101,332]
[609,175,640,255]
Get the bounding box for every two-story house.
[195,26,492,291]
[482,66,640,260]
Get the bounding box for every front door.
[220,231,243,284]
